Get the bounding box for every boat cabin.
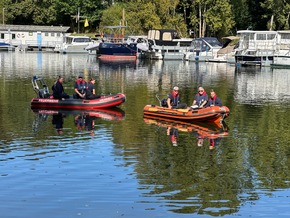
[191,37,223,52]
[236,30,278,51]
[147,29,192,47]
[0,24,70,50]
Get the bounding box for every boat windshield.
[65,37,91,44]
[204,38,222,47]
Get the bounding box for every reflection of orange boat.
[32,108,125,121]
[143,105,230,125]
[143,116,229,139]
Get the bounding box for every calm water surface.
[1,52,290,218]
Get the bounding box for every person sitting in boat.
[52,76,70,100]
[85,78,101,100]
[191,87,208,109]
[206,89,223,107]
[166,86,187,109]
[74,74,87,99]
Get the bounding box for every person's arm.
[74,88,85,98]
[200,100,207,108]
[199,95,208,108]
[192,99,196,106]
[167,98,172,109]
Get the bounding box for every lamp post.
[3,8,5,25]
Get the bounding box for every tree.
[6,0,57,25]
[231,0,251,31]
[189,0,235,38]
[205,0,235,37]
[261,0,290,30]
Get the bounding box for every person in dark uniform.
[52,76,70,100]
[74,74,87,99]
[166,86,187,109]
[191,86,208,109]
[85,78,101,99]
[207,89,223,107]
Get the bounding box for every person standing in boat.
[74,74,87,99]
[191,87,208,109]
[166,86,187,109]
[207,89,223,107]
[52,76,70,100]
[85,78,101,100]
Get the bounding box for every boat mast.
[122,8,125,42]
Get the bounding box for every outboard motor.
[32,76,50,98]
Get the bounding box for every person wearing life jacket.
[191,86,208,109]
[166,86,187,109]
[207,89,223,107]
[85,78,101,99]
[74,74,87,99]
[52,76,70,100]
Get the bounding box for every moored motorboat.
[143,105,230,124]
[0,40,15,51]
[55,35,92,54]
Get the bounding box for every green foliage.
[231,0,251,31]
[261,0,290,30]
[6,0,58,25]
[2,0,290,37]
[205,0,235,37]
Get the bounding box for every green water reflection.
[1,52,290,217]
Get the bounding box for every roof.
[237,30,277,34]
[222,36,239,40]
[103,26,127,29]
[0,24,70,32]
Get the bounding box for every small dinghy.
[31,76,126,110]
[143,104,230,124]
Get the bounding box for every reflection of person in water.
[208,138,222,150]
[74,114,85,132]
[84,113,95,136]
[167,127,178,146]
[74,113,95,135]
[197,136,204,147]
[52,113,64,135]
[195,132,222,150]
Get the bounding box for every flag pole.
[78,7,80,34]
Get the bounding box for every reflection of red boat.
[143,105,230,125]
[31,93,126,110]
[32,108,125,121]
[143,116,229,138]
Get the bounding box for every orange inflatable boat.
[143,105,230,124]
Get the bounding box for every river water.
[1,52,290,218]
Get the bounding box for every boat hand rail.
[155,94,168,106]
[32,76,50,98]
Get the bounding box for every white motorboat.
[185,37,223,62]
[138,29,192,60]
[56,35,92,54]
